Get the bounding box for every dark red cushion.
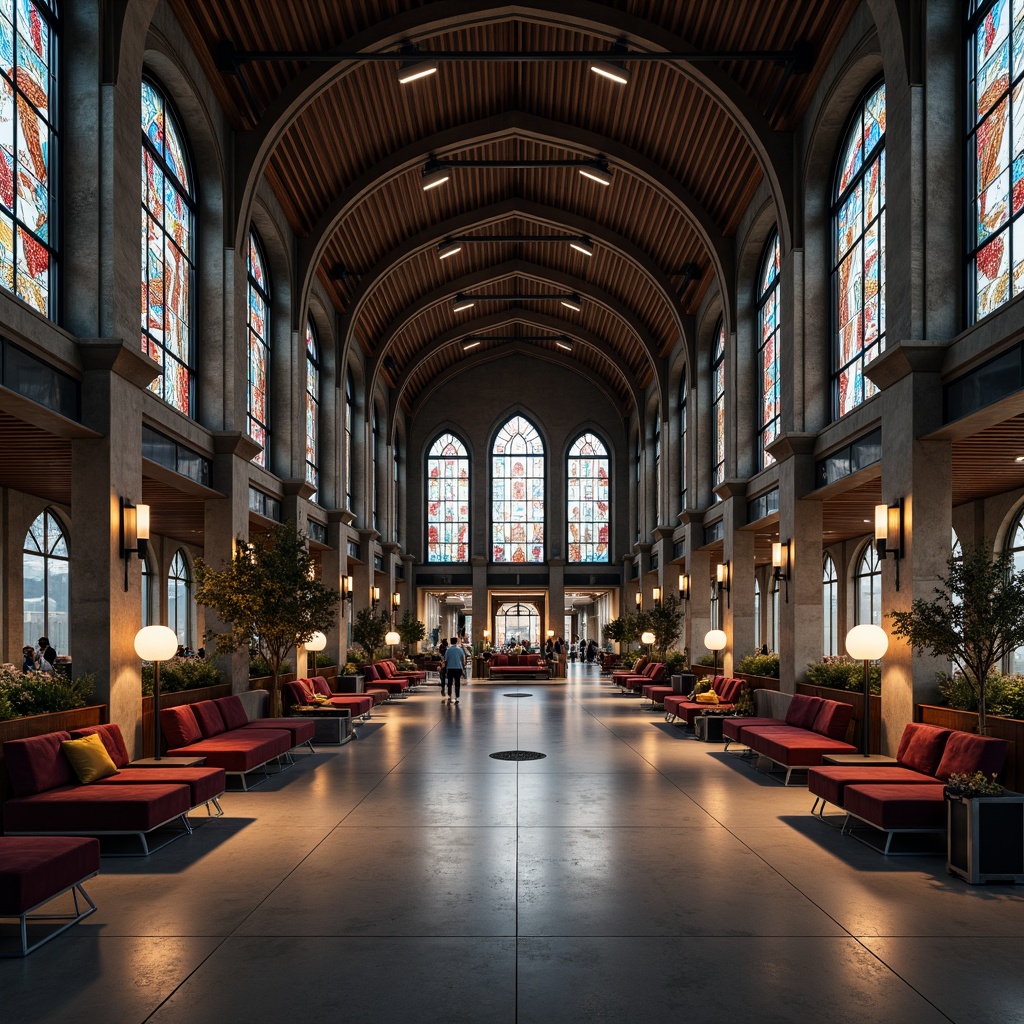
[807,766,938,808]
[0,836,100,914]
[363,665,380,681]
[94,767,226,806]
[3,783,192,832]
[160,706,202,749]
[2,732,75,797]
[784,694,822,729]
[69,724,131,769]
[843,782,947,830]
[244,718,316,745]
[895,722,951,776]
[310,676,333,697]
[718,678,743,703]
[720,716,783,743]
[214,696,250,730]
[191,701,227,738]
[166,731,291,772]
[491,655,507,666]
[934,731,1009,782]
[811,699,854,740]
[745,725,856,765]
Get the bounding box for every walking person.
[437,637,448,702]
[37,636,56,674]
[443,636,466,705]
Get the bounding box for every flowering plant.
[944,771,1004,799]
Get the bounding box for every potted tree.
[396,610,426,663]
[352,607,392,664]
[945,770,1024,884]
[195,521,340,717]
[889,546,1024,736]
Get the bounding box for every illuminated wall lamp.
[874,499,904,590]
[772,539,791,603]
[342,575,354,615]
[678,573,690,603]
[716,561,731,608]
[120,498,151,592]
[371,586,381,610]
[635,591,642,610]
[652,586,661,609]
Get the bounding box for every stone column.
[548,557,565,670]
[717,485,753,675]
[325,509,356,661]
[354,529,381,621]
[472,555,488,644]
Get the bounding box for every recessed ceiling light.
[578,163,612,186]
[569,237,594,257]
[438,239,462,259]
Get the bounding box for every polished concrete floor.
[3,666,1024,1023]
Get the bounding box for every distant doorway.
[496,602,540,648]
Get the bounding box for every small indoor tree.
[396,609,426,656]
[195,521,340,717]
[647,595,685,660]
[889,546,1024,735]
[352,607,392,662]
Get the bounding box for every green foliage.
[142,657,226,696]
[603,611,648,648]
[397,611,426,652]
[619,649,642,669]
[195,520,340,715]
[646,596,685,659]
[945,771,1004,798]
[733,685,756,716]
[345,649,366,668]
[889,546,1024,734]
[352,607,392,661]
[662,650,690,675]
[938,671,1024,720]
[696,653,715,667]
[805,657,881,694]
[313,651,336,668]
[736,652,780,678]
[0,667,95,720]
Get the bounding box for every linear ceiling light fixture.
[462,340,481,351]
[435,234,594,258]
[577,161,613,186]
[588,39,632,85]
[421,161,451,191]
[437,238,463,259]
[453,292,582,311]
[555,339,574,352]
[452,296,477,312]
[395,42,438,84]
[421,156,613,188]
[559,294,583,312]
[568,237,594,257]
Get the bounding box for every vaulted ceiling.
[169,0,860,415]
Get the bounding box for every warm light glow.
[482,629,490,639]
[888,505,902,549]
[343,575,353,597]
[845,623,888,661]
[453,297,476,312]
[588,59,631,85]
[397,59,438,85]
[136,504,150,540]
[704,629,727,652]
[568,238,594,257]
[438,239,462,259]
[372,586,380,604]
[678,572,689,600]
[547,629,554,638]
[385,630,401,645]
[392,592,401,608]
[578,164,613,186]
[560,296,582,312]
[555,340,573,352]
[652,586,661,605]
[134,624,178,662]
[874,504,888,544]
[421,166,450,191]
[463,340,481,351]
[635,592,642,608]
[640,631,656,645]
[305,631,327,652]
[772,542,782,568]
[716,562,729,588]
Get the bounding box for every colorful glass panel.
[711,320,725,497]
[141,78,195,414]
[492,416,545,563]
[305,319,319,501]
[427,432,470,562]
[757,231,781,468]
[832,82,885,419]
[247,230,270,466]
[0,0,55,316]
[567,432,610,563]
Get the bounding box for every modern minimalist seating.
[663,676,744,723]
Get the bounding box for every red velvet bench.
[365,664,411,695]
[663,677,743,723]
[0,837,100,956]
[620,662,664,694]
[285,678,375,718]
[612,657,649,688]
[191,697,316,758]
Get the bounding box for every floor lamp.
[134,625,180,761]
[705,629,727,679]
[845,623,888,756]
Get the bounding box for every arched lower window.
[492,415,544,563]
[679,369,688,510]
[427,432,469,562]
[23,509,69,656]
[344,369,354,511]
[567,431,609,563]
[969,1,1024,321]
[168,550,192,648]
[247,230,270,466]
[833,80,886,420]
[711,320,726,499]
[753,577,762,650]
[142,76,196,414]
[855,543,882,626]
[305,319,319,501]
[757,231,781,468]
[141,553,154,627]
[497,602,540,648]
[1006,511,1024,672]
[823,555,839,656]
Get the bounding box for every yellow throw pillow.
[61,733,120,784]
[695,691,719,704]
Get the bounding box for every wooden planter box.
[918,706,1024,793]
[947,792,1024,884]
[798,682,881,752]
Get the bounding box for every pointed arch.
[567,431,610,563]
[426,431,470,563]
[247,228,271,466]
[492,414,545,563]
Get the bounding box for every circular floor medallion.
[489,750,547,761]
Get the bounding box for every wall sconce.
[678,573,690,603]
[635,591,642,610]
[772,539,792,603]
[371,586,381,610]
[874,499,904,590]
[652,586,661,609]
[716,561,731,608]
[392,592,401,610]
[120,498,151,592]
[342,575,353,615]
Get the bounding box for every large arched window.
[372,405,380,532]
[567,431,609,563]
[23,509,69,655]
[969,1,1024,320]
[247,231,270,465]
[1007,511,1024,671]
[344,369,354,511]
[711,319,726,499]
[492,415,544,563]
[168,550,192,648]
[679,369,688,510]
[305,319,319,501]
[427,432,469,562]
[757,231,781,468]
[832,80,886,420]
[653,415,661,523]
[142,76,195,415]
[496,602,540,648]
[823,555,839,656]
[855,543,882,626]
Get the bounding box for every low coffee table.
[130,756,207,768]
[821,753,899,766]
[289,706,353,745]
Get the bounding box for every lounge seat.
[611,657,648,687]
[621,662,664,694]
[487,654,551,679]
[284,678,374,718]
[663,677,743,723]
[365,664,410,695]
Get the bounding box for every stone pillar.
[548,557,565,654]
[354,529,380,620]
[717,486,753,676]
[70,340,156,759]
[634,543,652,610]
[472,555,488,643]
[325,509,355,662]
[687,547,714,666]
[868,343,950,753]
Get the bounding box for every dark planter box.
[332,674,365,693]
[947,793,1024,884]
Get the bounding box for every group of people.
[437,636,470,704]
[570,637,600,663]
[21,636,57,674]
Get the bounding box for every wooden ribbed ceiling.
[169,1,860,412]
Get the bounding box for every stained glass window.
[344,369,354,510]
[141,77,195,414]
[247,230,270,466]
[305,319,319,501]
[711,320,726,499]
[832,81,885,420]
[679,369,688,510]
[757,231,781,467]
[855,543,881,626]
[427,432,469,562]
[968,1,1024,320]
[23,508,68,656]
[168,549,192,648]
[492,415,544,563]
[567,431,609,563]
[823,555,839,656]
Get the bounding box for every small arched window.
[142,76,196,414]
[247,231,271,466]
[23,509,69,656]
[345,369,354,511]
[823,555,839,656]
[832,80,886,419]
[492,415,544,563]
[427,432,469,562]
[679,369,688,510]
[168,550,193,648]
[1006,511,1024,672]
[757,231,781,467]
[567,431,610,563]
[305,319,319,501]
[711,320,726,499]
[855,543,882,626]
